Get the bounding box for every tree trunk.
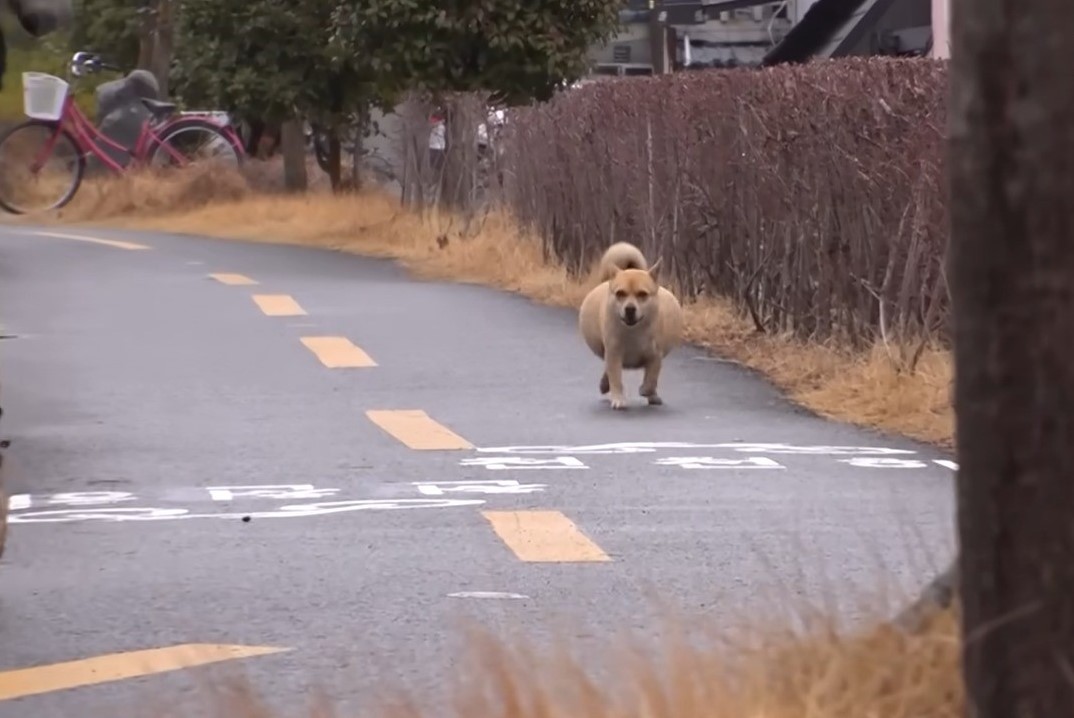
[437,95,478,212]
[326,129,342,193]
[648,0,668,75]
[948,0,1074,715]
[147,0,174,98]
[137,0,157,71]
[244,118,266,157]
[397,94,434,210]
[280,120,308,193]
[349,125,363,191]
[346,106,369,192]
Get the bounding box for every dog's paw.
[599,373,610,394]
[646,394,663,406]
[610,395,628,410]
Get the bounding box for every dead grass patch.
[32,166,953,448]
[422,611,961,718]
[146,607,961,717]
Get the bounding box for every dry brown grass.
[145,608,961,718]
[20,163,955,448]
[421,612,961,718]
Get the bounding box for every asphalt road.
[0,225,958,717]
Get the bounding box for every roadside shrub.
[499,57,949,350]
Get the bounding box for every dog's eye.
[636,291,649,300]
[614,290,627,300]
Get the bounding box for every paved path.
[0,226,957,717]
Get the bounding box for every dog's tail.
[596,242,648,283]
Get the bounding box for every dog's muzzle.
[622,306,639,326]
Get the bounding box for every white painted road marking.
[413,479,547,496]
[22,491,137,507]
[653,456,785,470]
[460,456,589,470]
[11,485,344,511]
[475,442,919,455]
[31,231,150,251]
[839,457,929,469]
[448,591,530,600]
[9,499,486,524]
[205,484,341,501]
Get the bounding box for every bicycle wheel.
[148,118,244,170]
[0,120,85,215]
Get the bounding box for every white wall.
[930,0,949,58]
[794,0,820,23]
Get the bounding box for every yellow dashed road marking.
[482,510,612,563]
[0,644,290,702]
[32,231,150,251]
[252,294,306,316]
[210,273,258,285]
[365,409,473,450]
[300,336,377,368]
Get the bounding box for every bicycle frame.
[29,93,240,174]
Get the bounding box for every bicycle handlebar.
[69,51,123,79]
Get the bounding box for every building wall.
[590,4,793,70]
[931,0,949,57]
[589,22,653,67]
[794,0,820,23]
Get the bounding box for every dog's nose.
[624,305,637,322]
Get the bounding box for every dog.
[578,242,683,409]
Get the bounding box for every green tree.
[329,0,622,208]
[329,0,622,105]
[69,0,141,68]
[172,0,620,195]
[172,0,389,190]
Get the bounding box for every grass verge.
[427,612,961,718]
[145,606,962,717]
[33,163,953,448]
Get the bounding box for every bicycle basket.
[22,72,70,121]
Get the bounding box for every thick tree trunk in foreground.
[280,120,308,193]
[948,0,1074,715]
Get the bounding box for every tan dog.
[578,242,683,409]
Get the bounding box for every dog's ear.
[647,257,663,281]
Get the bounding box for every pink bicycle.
[0,51,246,215]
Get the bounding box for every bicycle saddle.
[140,97,177,117]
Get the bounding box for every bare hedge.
[498,58,950,348]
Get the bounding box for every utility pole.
[647,0,670,74]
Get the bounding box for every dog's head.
[608,258,662,327]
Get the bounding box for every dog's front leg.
[604,355,627,410]
[640,354,663,406]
